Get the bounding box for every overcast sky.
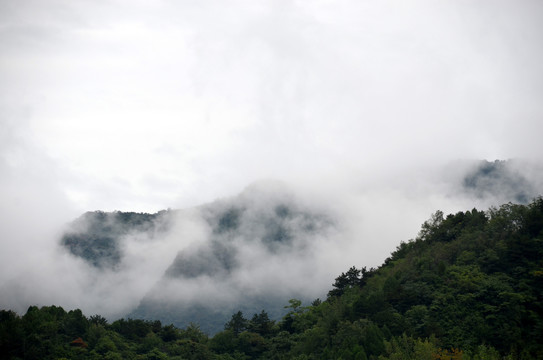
[1,0,543,214]
[2,0,543,318]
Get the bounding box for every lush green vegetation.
[3,198,543,359]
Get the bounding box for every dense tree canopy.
[2,197,543,359]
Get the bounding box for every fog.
[2,159,542,324]
[1,0,543,322]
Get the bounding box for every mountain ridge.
[3,196,543,358]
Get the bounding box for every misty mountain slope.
[319,197,543,358]
[61,210,172,269]
[57,181,337,333]
[129,161,543,334]
[130,182,337,333]
[249,196,543,359]
[53,160,543,334]
[462,159,537,204]
[52,161,543,333]
[58,159,543,272]
[4,198,543,360]
[165,188,332,279]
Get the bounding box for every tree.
[225,311,248,336]
[209,330,237,354]
[418,210,444,242]
[159,324,179,342]
[248,310,274,337]
[0,310,23,360]
[238,331,267,357]
[62,309,88,338]
[328,267,360,297]
[89,314,108,326]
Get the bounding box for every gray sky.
[1,0,542,213]
[1,0,543,317]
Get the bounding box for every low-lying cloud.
[2,159,542,332]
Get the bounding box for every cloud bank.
[1,0,542,212]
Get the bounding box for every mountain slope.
[56,160,543,336]
[130,183,336,333]
[280,197,543,358]
[61,210,172,269]
[59,181,337,333]
[3,197,543,359]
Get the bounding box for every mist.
[2,161,543,326]
[1,0,543,326]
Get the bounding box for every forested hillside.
[59,182,336,334]
[55,161,543,335]
[2,197,542,359]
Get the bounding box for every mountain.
[60,181,336,333]
[61,210,173,269]
[288,196,543,359]
[61,159,542,270]
[3,197,543,359]
[462,159,537,203]
[130,182,335,333]
[56,160,543,334]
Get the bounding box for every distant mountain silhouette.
[462,159,536,203]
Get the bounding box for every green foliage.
[237,331,267,357]
[94,334,117,355]
[328,266,375,298]
[248,310,274,337]
[89,314,108,326]
[0,310,24,360]
[225,311,248,335]
[2,197,543,359]
[209,329,238,354]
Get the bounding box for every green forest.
[1,198,542,359]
